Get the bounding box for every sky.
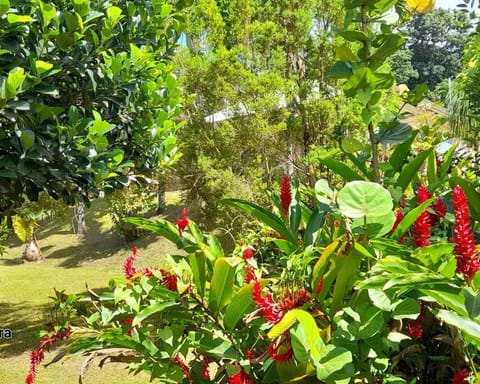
[435,0,461,9]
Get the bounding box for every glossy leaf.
[132,301,177,326]
[337,181,393,219]
[433,309,480,341]
[391,198,434,239]
[396,148,432,191]
[318,157,364,182]
[189,251,207,299]
[223,198,296,243]
[223,283,254,332]
[208,257,237,315]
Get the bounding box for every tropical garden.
[3,0,480,383]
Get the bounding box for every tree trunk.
[73,201,87,238]
[23,235,43,262]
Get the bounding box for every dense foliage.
[0,0,186,218]
[390,8,470,90]
[22,0,480,384]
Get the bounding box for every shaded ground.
[0,193,182,384]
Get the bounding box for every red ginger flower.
[228,369,254,384]
[430,197,447,225]
[245,264,255,284]
[123,249,178,291]
[26,327,72,384]
[252,279,310,324]
[406,302,426,339]
[173,354,192,384]
[243,247,254,260]
[453,368,469,384]
[268,336,294,363]
[453,185,480,278]
[280,174,291,217]
[412,185,431,248]
[177,208,189,236]
[202,355,210,380]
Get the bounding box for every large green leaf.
[391,198,435,239]
[351,211,395,238]
[396,148,432,191]
[6,67,26,99]
[208,258,237,315]
[223,283,254,332]
[316,345,353,381]
[433,309,480,341]
[318,157,364,182]
[223,199,295,243]
[0,0,10,16]
[337,181,392,219]
[189,251,207,299]
[304,206,328,246]
[20,129,35,151]
[132,301,177,326]
[387,130,418,177]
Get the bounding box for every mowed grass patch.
[0,193,183,383]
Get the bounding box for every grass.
[0,193,183,384]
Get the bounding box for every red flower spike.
[407,320,423,339]
[228,369,254,384]
[173,355,192,384]
[280,174,292,217]
[243,248,254,260]
[182,208,189,217]
[412,185,431,248]
[417,185,432,203]
[202,355,210,380]
[26,327,72,384]
[453,368,469,384]
[268,342,293,362]
[316,278,323,295]
[245,264,255,283]
[453,185,480,278]
[245,348,255,360]
[430,197,447,226]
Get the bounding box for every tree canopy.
[0,0,188,217]
[390,8,470,90]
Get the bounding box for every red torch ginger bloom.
[280,174,292,217]
[453,185,480,279]
[453,368,469,384]
[228,369,254,384]
[176,208,189,236]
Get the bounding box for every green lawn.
[0,193,182,384]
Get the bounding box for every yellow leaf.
[406,0,435,13]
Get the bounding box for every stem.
[361,5,380,183]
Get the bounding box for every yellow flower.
[406,0,435,13]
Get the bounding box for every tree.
[0,0,187,225]
[390,8,470,90]
[176,0,358,226]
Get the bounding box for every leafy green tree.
[176,0,356,226]
[0,0,186,221]
[390,8,470,90]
